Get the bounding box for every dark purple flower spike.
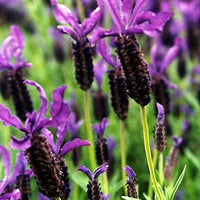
[98,39,129,120]
[164,136,183,181]
[78,164,108,200]
[91,0,172,106]
[51,0,102,90]
[124,165,138,198]
[92,117,109,138]
[0,25,33,120]
[92,118,109,165]
[154,103,166,152]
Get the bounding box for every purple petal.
[9,151,27,184]
[92,118,109,137]
[55,125,68,154]
[102,193,110,200]
[94,60,108,89]
[120,0,135,25]
[0,189,21,200]
[24,80,47,131]
[51,1,80,36]
[90,28,119,46]
[132,11,173,37]
[93,163,108,179]
[10,25,25,55]
[10,135,31,150]
[156,103,164,124]
[68,113,83,136]
[78,165,92,180]
[102,0,124,32]
[98,39,115,68]
[81,7,102,37]
[128,0,147,27]
[57,25,78,40]
[0,145,11,177]
[107,137,116,152]
[161,37,180,73]
[41,128,56,153]
[60,138,90,157]
[0,104,26,132]
[38,193,50,200]
[172,136,183,148]
[124,165,136,181]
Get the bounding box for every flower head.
[0,25,32,71]
[51,0,102,41]
[92,118,109,138]
[124,165,136,183]
[172,136,183,148]
[90,0,173,44]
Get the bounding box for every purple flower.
[90,0,173,45]
[101,193,110,200]
[149,37,181,80]
[0,80,90,156]
[92,118,109,138]
[0,25,32,71]
[78,163,108,180]
[68,113,83,137]
[93,59,108,90]
[51,0,102,41]
[124,165,136,183]
[156,103,164,124]
[172,136,183,148]
[0,146,32,200]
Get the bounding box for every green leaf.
[143,193,152,200]
[169,165,186,200]
[121,196,141,200]
[185,149,200,170]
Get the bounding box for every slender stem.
[120,120,127,194]
[76,0,85,22]
[55,198,61,200]
[84,91,96,171]
[140,106,163,200]
[159,152,164,186]
[73,182,79,200]
[147,148,158,198]
[103,172,109,195]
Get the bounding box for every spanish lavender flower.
[164,136,183,181]
[124,165,138,198]
[92,118,109,165]
[150,37,180,134]
[101,193,110,200]
[99,39,129,120]
[49,27,66,63]
[0,25,33,121]
[93,60,109,121]
[78,164,108,200]
[51,0,102,90]
[0,80,90,199]
[0,145,32,200]
[91,0,172,106]
[154,103,166,152]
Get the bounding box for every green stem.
[147,148,158,198]
[140,106,163,200]
[84,91,96,171]
[55,197,61,200]
[120,120,127,194]
[159,152,164,186]
[103,172,109,195]
[73,182,79,200]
